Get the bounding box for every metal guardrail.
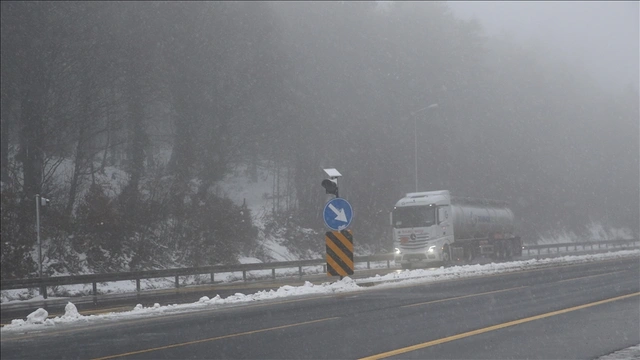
[522,238,639,256]
[1,239,637,299]
[0,255,395,299]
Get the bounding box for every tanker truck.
[391,190,521,269]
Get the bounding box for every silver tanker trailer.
[391,190,521,269]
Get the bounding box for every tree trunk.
[123,70,146,218]
[0,84,15,184]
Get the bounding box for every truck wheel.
[494,241,504,260]
[512,237,523,257]
[504,241,512,260]
[465,246,474,263]
[442,245,451,265]
[490,242,499,260]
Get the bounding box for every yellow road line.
[360,292,640,360]
[400,286,528,308]
[91,316,339,360]
[401,268,630,308]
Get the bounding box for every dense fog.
[1,1,637,277]
[447,1,639,92]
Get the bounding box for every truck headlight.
[428,246,436,253]
[395,247,401,255]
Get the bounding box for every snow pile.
[371,250,639,287]
[9,302,87,328]
[24,308,49,325]
[196,278,360,306]
[61,302,82,320]
[2,276,362,333]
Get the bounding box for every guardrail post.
[136,279,141,292]
[92,282,98,305]
[323,264,326,273]
[175,275,179,289]
[367,261,370,269]
[210,273,214,283]
[242,270,247,281]
[272,268,276,280]
[387,260,390,268]
[299,266,302,279]
[40,286,47,299]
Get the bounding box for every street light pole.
[36,194,42,279]
[414,116,418,192]
[411,103,438,192]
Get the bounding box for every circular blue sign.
[323,198,353,231]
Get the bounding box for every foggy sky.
[446,1,639,92]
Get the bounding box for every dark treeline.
[1,2,637,278]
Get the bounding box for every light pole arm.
[36,194,42,279]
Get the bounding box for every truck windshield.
[392,206,436,228]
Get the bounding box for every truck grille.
[399,233,430,250]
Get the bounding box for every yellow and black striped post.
[325,230,354,277]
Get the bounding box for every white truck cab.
[391,190,454,268]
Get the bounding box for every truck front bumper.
[396,251,443,268]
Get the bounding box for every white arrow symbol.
[328,203,347,222]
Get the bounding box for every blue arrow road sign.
[323,198,353,231]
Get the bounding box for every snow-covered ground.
[596,345,640,360]
[2,249,638,333]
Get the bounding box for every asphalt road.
[2,256,638,359]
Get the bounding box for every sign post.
[320,168,354,279]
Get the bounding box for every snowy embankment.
[2,249,638,333]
